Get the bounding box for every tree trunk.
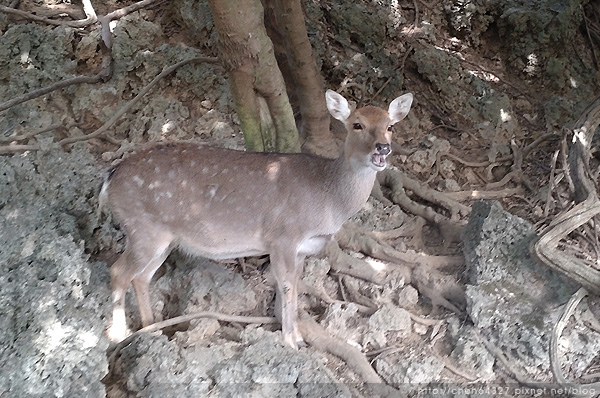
[272,0,335,157]
[207,0,300,153]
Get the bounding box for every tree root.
[0,57,218,154]
[0,0,164,114]
[326,239,389,284]
[531,96,600,295]
[107,311,276,365]
[0,0,176,155]
[550,288,600,393]
[337,222,463,271]
[378,169,467,245]
[298,310,383,383]
[0,0,97,28]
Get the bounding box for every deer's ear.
[326,90,351,122]
[388,93,413,125]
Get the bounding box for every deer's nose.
[376,143,391,155]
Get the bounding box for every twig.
[458,57,529,98]
[1,57,218,154]
[369,46,413,105]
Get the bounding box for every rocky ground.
[1,0,599,397]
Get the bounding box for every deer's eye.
[387,125,393,132]
[353,123,363,130]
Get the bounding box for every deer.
[102,89,413,349]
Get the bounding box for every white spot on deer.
[166,192,173,198]
[202,167,209,174]
[149,181,161,189]
[207,185,218,201]
[154,166,160,173]
[267,161,280,181]
[168,170,176,178]
[191,160,196,167]
[133,175,144,187]
[222,169,229,174]
[182,180,188,187]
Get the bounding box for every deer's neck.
[326,150,377,218]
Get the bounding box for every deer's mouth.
[371,153,387,169]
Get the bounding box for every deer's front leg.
[270,248,304,349]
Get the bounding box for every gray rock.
[375,349,445,385]
[0,145,110,397]
[463,200,593,378]
[113,328,350,397]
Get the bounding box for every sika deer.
[103,90,413,348]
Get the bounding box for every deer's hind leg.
[108,229,172,341]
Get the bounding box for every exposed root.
[412,266,465,314]
[551,288,600,393]
[0,57,219,154]
[444,187,524,201]
[337,222,464,272]
[485,140,534,192]
[298,310,383,384]
[326,239,388,284]
[107,311,276,365]
[475,331,542,388]
[378,169,467,244]
[0,0,97,28]
[531,96,600,295]
[299,280,376,315]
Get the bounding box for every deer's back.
[105,143,339,258]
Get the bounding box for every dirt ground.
[1,0,599,397]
